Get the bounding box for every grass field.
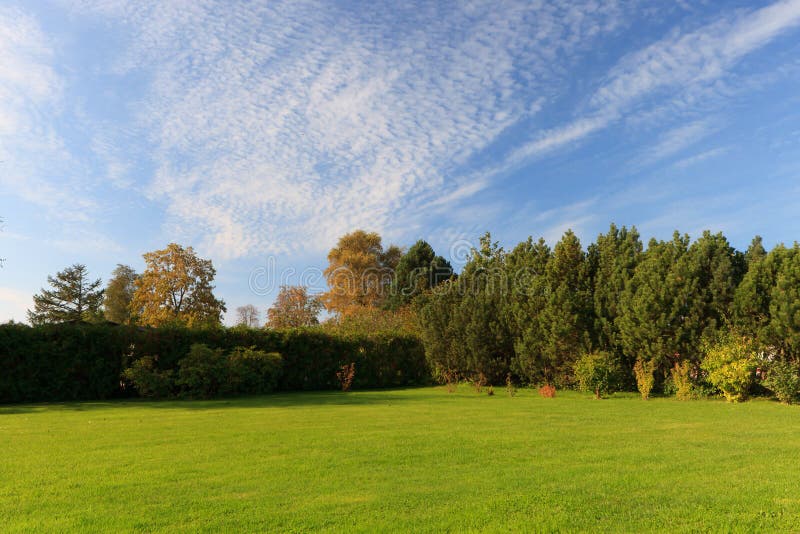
[2,387,799,532]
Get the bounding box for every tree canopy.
[131,243,226,327]
[104,264,139,324]
[267,286,321,328]
[28,264,104,325]
[321,230,401,316]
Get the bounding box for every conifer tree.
[506,237,551,383]
[386,240,453,310]
[767,244,800,356]
[28,264,104,325]
[540,230,592,380]
[591,224,643,359]
[617,232,690,374]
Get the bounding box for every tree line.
[415,225,800,397]
[23,225,800,400]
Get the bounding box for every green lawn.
[2,387,799,532]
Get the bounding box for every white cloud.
[504,0,800,170]
[65,0,630,259]
[634,119,719,168]
[0,6,98,221]
[673,146,730,169]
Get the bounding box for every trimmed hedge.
[0,323,429,403]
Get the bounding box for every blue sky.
[2,0,800,324]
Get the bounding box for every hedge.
[0,323,429,403]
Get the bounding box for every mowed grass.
[2,387,800,533]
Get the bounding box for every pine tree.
[767,243,800,356]
[386,240,453,310]
[734,240,787,340]
[505,237,551,383]
[591,224,643,359]
[28,264,104,325]
[617,233,690,374]
[540,230,592,381]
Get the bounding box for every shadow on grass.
[0,387,450,415]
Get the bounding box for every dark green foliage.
[121,355,174,398]
[28,264,104,325]
[387,240,453,310]
[733,240,779,338]
[176,344,228,398]
[616,233,692,377]
[767,244,800,356]
[0,323,427,403]
[416,233,513,385]
[540,230,593,382]
[224,347,282,395]
[591,224,642,362]
[104,264,138,324]
[0,322,129,402]
[506,237,551,384]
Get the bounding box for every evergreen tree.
[767,243,800,356]
[734,240,787,340]
[104,264,138,324]
[677,230,742,347]
[28,264,104,325]
[386,240,453,310]
[505,237,551,383]
[540,230,592,381]
[416,233,513,384]
[617,233,690,374]
[591,224,643,359]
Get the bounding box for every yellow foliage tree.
[321,230,401,316]
[131,243,226,327]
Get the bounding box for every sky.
[1,0,800,324]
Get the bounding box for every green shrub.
[224,347,282,395]
[701,335,758,402]
[573,351,621,399]
[121,356,174,398]
[177,344,227,398]
[763,359,800,404]
[633,358,656,400]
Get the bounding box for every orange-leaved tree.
[131,243,226,327]
[266,285,322,328]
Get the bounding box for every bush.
[633,358,656,400]
[573,352,621,399]
[121,356,174,398]
[224,347,282,395]
[670,361,694,401]
[763,359,800,404]
[336,362,355,392]
[538,384,556,398]
[701,335,759,402]
[177,344,227,398]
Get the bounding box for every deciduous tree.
[321,230,401,316]
[104,264,138,324]
[131,243,225,327]
[266,285,321,328]
[235,304,261,327]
